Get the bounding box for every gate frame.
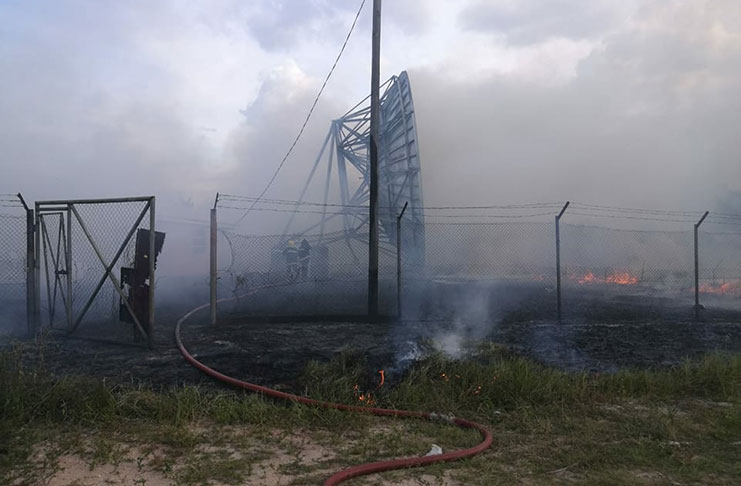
[34,196,156,345]
[38,211,69,330]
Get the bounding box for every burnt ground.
[4,280,741,391]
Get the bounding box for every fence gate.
[35,197,160,345]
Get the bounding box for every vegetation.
[1,341,740,485]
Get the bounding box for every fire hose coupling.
[428,412,456,424]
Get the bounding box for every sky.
[1,0,740,226]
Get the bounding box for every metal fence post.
[555,201,570,323]
[694,211,709,320]
[210,195,218,326]
[148,196,156,346]
[66,205,73,331]
[33,201,42,335]
[396,202,408,319]
[18,194,35,336]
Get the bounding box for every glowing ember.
[577,272,599,284]
[606,272,639,285]
[573,271,639,285]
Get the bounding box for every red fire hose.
[175,295,492,485]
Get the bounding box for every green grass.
[1,342,740,485]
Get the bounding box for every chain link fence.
[215,201,741,322]
[0,194,27,334]
[698,224,741,302]
[219,229,397,316]
[561,224,695,292]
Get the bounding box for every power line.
[233,0,367,226]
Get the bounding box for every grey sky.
[1,0,739,227]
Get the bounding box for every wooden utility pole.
[368,0,381,316]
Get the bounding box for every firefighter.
[283,239,299,280]
[298,238,312,279]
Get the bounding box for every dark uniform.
[283,240,299,279]
[298,239,312,279]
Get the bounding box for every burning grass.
[573,271,640,285]
[1,342,740,485]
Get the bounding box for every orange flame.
[353,383,376,405]
[577,272,599,284]
[573,271,639,285]
[606,272,639,285]
[699,281,741,296]
[376,370,385,389]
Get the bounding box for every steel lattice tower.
[284,71,425,263]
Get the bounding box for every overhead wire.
[233,0,367,226]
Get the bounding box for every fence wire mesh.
[0,195,27,333]
[403,222,556,281]
[698,225,741,300]
[561,224,695,292]
[219,229,397,316]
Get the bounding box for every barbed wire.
[560,221,692,234]
[703,219,741,227]
[570,202,705,216]
[233,0,367,226]
[221,195,741,220]
[219,194,563,211]
[567,211,699,224]
[219,204,559,220]
[422,221,554,226]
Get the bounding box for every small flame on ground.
[699,281,741,296]
[376,370,385,389]
[353,383,376,405]
[573,271,639,285]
